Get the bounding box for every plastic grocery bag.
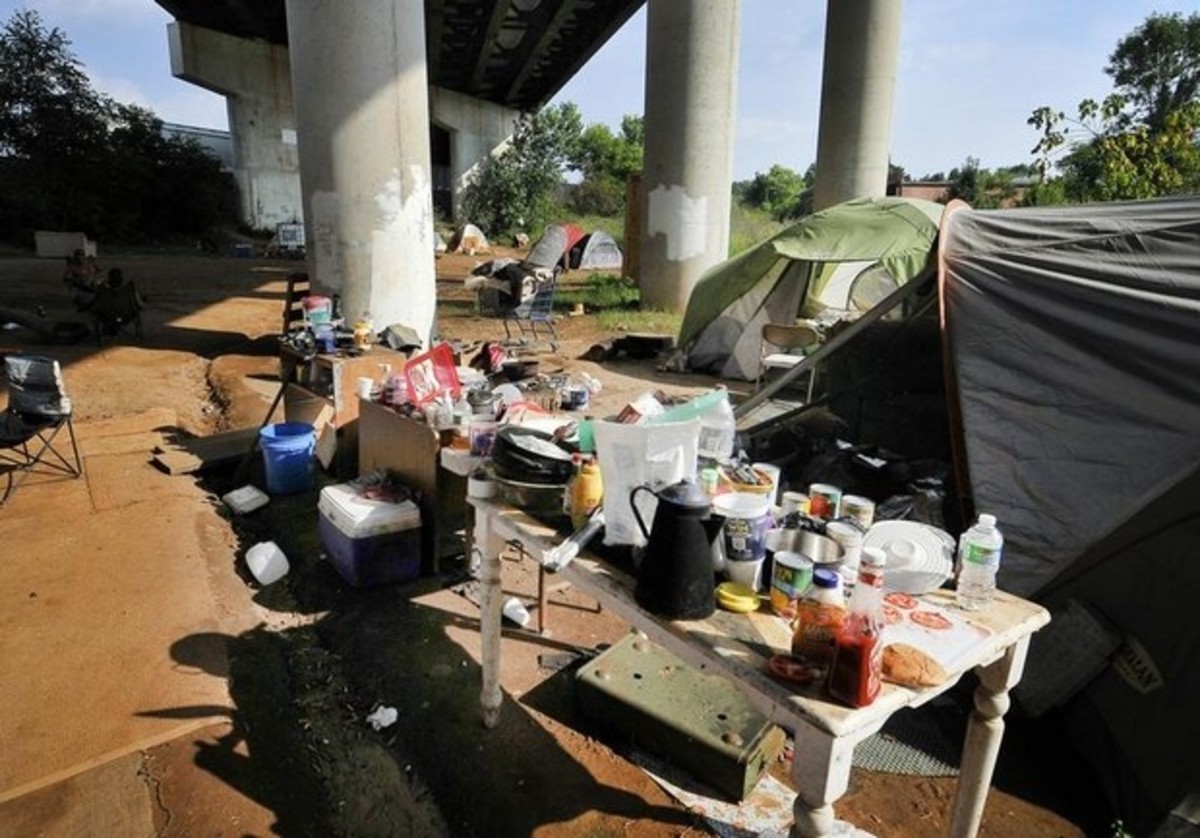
[594,418,700,548]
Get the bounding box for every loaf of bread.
[882,643,949,688]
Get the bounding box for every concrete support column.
[429,87,520,222]
[812,0,902,211]
[639,0,741,312]
[285,0,437,346]
[169,22,301,230]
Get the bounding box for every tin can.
[781,491,808,516]
[699,467,720,496]
[807,483,843,520]
[841,495,876,530]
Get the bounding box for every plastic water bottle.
[697,386,737,463]
[955,513,1003,611]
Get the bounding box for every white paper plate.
[863,520,955,594]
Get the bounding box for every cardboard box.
[318,483,421,587]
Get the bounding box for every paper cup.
[769,550,813,620]
[725,557,764,592]
[825,520,865,571]
[356,376,374,399]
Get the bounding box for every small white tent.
[570,231,623,271]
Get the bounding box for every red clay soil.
[0,248,1111,837]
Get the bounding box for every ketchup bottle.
[827,546,888,707]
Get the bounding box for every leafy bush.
[557,272,639,311]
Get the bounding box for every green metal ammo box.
[575,632,787,801]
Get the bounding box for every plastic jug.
[246,541,290,586]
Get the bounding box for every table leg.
[537,561,548,635]
[949,636,1032,838]
[475,506,504,729]
[789,724,856,838]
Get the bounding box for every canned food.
[841,495,876,530]
[807,483,843,520]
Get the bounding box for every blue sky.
[6,0,1195,179]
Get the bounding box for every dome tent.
[677,197,943,380]
[569,230,623,271]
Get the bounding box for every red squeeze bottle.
[827,547,888,707]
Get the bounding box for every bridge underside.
[155,0,643,111]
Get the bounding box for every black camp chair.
[90,278,144,346]
[0,355,83,506]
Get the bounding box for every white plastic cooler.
[318,483,422,587]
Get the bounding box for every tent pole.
[735,267,934,420]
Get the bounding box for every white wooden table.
[470,498,1050,838]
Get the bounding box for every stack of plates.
[863,520,955,595]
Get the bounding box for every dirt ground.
[0,247,1113,837]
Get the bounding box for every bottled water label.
[962,542,1000,569]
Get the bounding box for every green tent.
[677,196,944,379]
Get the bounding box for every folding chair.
[91,281,144,346]
[0,355,83,506]
[757,322,822,400]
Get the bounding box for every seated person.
[63,249,104,309]
[91,268,145,335]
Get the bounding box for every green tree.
[0,9,109,232]
[566,114,642,216]
[943,157,1017,209]
[1030,95,1200,201]
[1106,12,1200,131]
[0,9,235,243]
[739,164,810,220]
[1029,13,1200,203]
[461,102,582,236]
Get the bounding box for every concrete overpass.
[157,0,642,227]
[153,0,901,355]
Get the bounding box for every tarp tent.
[570,230,623,271]
[526,222,585,270]
[678,197,944,380]
[939,196,1200,832]
[448,223,491,254]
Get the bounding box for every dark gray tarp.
[940,196,1200,830]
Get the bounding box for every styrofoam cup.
[357,376,374,399]
[725,557,764,591]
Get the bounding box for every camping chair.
[503,268,560,350]
[757,322,822,400]
[90,280,144,346]
[0,355,83,506]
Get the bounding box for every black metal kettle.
[631,480,721,619]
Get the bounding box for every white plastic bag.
[594,418,700,548]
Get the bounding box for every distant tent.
[448,223,491,254]
[526,223,585,270]
[677,197,944,380]
[570,231,623,271]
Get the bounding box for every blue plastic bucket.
[260,422,315,494]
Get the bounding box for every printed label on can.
[808,484,843,519]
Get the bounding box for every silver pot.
[765,527,844,567]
